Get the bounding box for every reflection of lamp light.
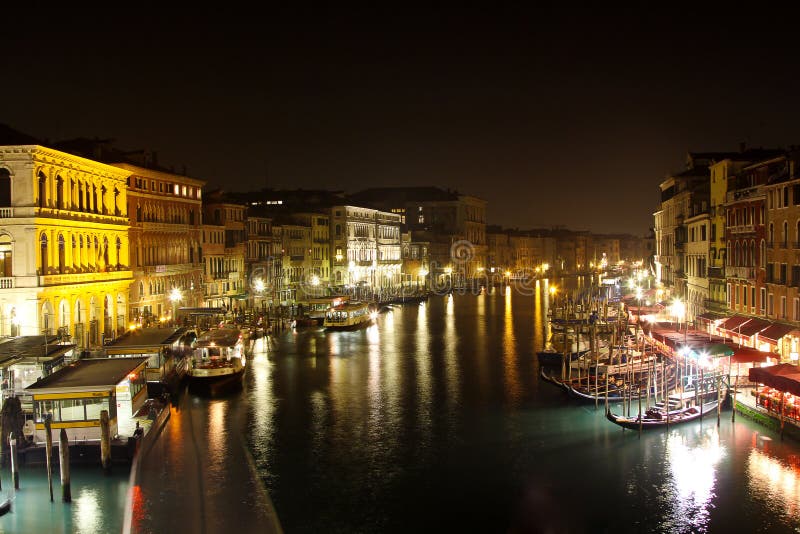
[169,288,182,325]
[254,279,265,293]
[311,275,320,286]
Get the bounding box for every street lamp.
[169,287,182,326]
[418,267,428,291]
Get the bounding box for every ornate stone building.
[117,164,205,324]
[202,191,246,310]
[0,144,132,347]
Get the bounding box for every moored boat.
[537,347,588,367]
[323,301,376,330]
[605,383,726,430]
[187,326,246,395]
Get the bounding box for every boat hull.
[187,369,244,396]
[606,398,721,430]
[324,319,372,331]
[537,349,587,367]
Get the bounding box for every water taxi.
[323,301,377,330]
[187,326,246,395]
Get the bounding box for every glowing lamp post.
[169,288,182,326]
[671,296,686,343]
[418,268,428,291]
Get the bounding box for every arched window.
[784,221,789,247]
[58,234,65,273]
[761,240,766,268]
[139,282,144,299]
[769,223,775,244]
[0,234,12,277]
[0,168,10,206]
[56,175,64,210]
[103,236,109,268]
[116,237,122,267]
[38,172,47,208]
[750,240,756,267]
[40,233,48,274]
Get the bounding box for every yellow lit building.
[0,144,132,348]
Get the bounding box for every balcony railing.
[39,270,133,286]
[0,207,13,218]
[707,266,725,279]
[0,277,12,289]
[725,266,755,280]
[728,224,755,234]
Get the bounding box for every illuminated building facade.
[201,223,226,308]
[0,145,132,347]
[330,205,402,291]
[202,191,247,310]
[117,164,205,325]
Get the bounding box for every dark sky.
[4,5,800,234]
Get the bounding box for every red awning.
[738,318,772,337]
[749,363,800,396]
[697,312,728,323]
[730,345,773,364]
[718,314,751,333]
[759,323,796,343]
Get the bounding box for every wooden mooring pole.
[9,432,18,490]
[45,416,54,501]
[59,428,71,503]
[100,410,111,473]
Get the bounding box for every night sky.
[4,5,800,234]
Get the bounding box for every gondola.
[539,367,571,392]
[0,495,12,516]
[605,387,725,430]
[537,348,588,367]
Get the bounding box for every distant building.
[330,205,402,292]
[349,187,487,287]
[202,190,247,311]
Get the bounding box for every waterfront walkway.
[123,389,282,534]
[733,383,800,440]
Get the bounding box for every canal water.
[243,285,800,534]
[5,282,800,533]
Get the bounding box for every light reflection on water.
[663,428,725,532]
[244,287,800,534]
[748,444,800,520]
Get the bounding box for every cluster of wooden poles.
[557,320,729,434]
[3,409,114,503]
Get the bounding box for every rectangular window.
[84,397,110,420]
[781,263,788,284]
[727,283,732,307]
[795,298,799,321]
[781,296,787,319]
[768,293,774,316]
[761,288,767,314]
[752,287,756,311]
[743,285,748,307]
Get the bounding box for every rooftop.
[0,336,75,364]
[25,357,149,391]
[105,327,192,351]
